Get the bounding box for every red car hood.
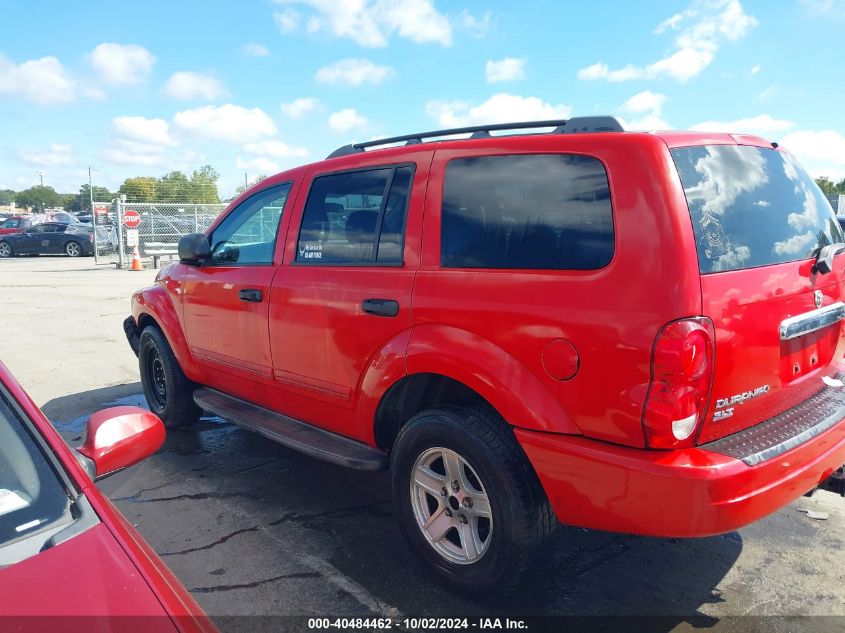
[1,523,177,632]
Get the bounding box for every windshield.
[0,392,73,553]
[671,145,842,274]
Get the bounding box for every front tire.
[0,241,12,258]
[138,326,201,427]
[391,406,556,595]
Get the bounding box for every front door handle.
[362,298,399,317]
[238,288,263,303]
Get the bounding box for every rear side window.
[441,154,614,270]
[297,165,413,265]
[671,145,842,273]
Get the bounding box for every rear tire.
[0,241,12,258]
[139,326,201,427]
[65,240,82,257]
[391,406,556,596]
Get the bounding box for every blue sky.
[1,0,843,199]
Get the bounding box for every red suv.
[124,118,845,594]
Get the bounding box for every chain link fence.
[93,199,227,267]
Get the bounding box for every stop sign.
[123,209,141,229]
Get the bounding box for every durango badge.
[713,385,770,421]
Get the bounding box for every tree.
[60,193,79,212]
[156,171,191,202]
[816,177,845,196]
[0,189,15,206]
[190,165,221,203]
[15,185,61,211]
[234,174,268,196]
[67,184,115,212]
[119,177,157,202]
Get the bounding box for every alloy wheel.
[410,446,493,565]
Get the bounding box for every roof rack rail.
[326,116,624,159]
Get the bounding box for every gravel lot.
[1,256,843,632]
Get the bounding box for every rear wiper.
[813,243,845,274]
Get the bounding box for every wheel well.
[374,373,493,451]
[137,313,162,334]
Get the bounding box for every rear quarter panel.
[411,133,702,446]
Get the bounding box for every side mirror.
[76,406,165,480]
[178,233,211,264]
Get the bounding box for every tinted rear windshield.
[671,145,842,273]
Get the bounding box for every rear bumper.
[124,315,140,357]
[516,416,845,538]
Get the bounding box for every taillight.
[642,317,715,449]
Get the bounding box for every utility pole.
[244,172,248,190]
[36,171,45,187]
[88,166,94,213]
[89,166,100,261]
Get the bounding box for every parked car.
[0,222,95,257]
[124,118,845,594]
[0,215,33,236]
[0,360,215,631]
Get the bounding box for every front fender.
[405,324,581,435]
[131,284,201,381]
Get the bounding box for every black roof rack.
[326,116,624,159]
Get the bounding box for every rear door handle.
[362,298,399,317]
[238,288,263,303]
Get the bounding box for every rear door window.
[296,165,413,265]
[671,145,842,273]
[440,154,614,270]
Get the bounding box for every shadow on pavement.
[42,385,742,630]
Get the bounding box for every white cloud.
[163,71,226,101]
[173,104,277,143]
[619,90,670,129]
[456,9,492,38]
[750,64,761,74]
[274,9,301,33]
[0,55,76,105]
[242,42,270,57]
[236,156,281,173]
[103,139,168,167]
[328,108,368,132]
[485,58,525,82]
[689,114,795,135]
[800,0,845,17]
[89,43,155,85]
[315,58,394,86]
[780,130,845,167]
[426,93,571,128]
[242,140,310,158]
[112,116,175,146]
[578,1,757,83]
[620,90,666,114]
[273,0,459,46]
[19,144,74,166]
[756,84,779,101]
[281,97,321,118]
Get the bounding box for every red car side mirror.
[77,406,165,479]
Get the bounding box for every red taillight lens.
[642,318,715,449]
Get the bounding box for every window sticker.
[299,241,323,259]
[0,488,30,516]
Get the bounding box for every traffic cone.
[130,245,143,271]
